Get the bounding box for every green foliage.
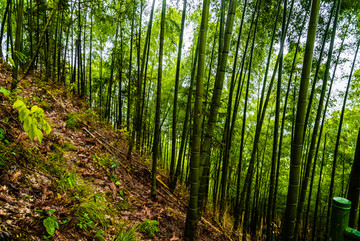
[0,128,9,146]
[0,87,10,98]
[43,216,59,236]
[65,112,82,130]
[117,192,131,211]
[14,51,26,65]
[77,212,95,232]
[37,209,59,237]
[59,171,83,193]
[95,229,105,241]
[13,99,51,143]
[93,153,119,169]
[75,196,111,233]
[115,225,138,241]
[6,51,15,67]
[65,109,97,130]
[138,219,158,238]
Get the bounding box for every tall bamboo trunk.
[282,0,321,238]
[198,0,237,218]
[151,0,166,199]
[11,0,24,91]
[184,0,210,239]
[170,0,187,187]
[347,129,360,228]
[325,39,360,238]
[171,35,199,191]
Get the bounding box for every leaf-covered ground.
[0,63,229,240]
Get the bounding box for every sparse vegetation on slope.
[0,62,228,240]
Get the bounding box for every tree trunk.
[242,4,262,238]
[134,0,155,151]
[282,0,320,238]
[184,0,210,238]
[267,0,287,238]
[347,129,360,228]
[151,0,166,199]
[89,7,93,107]
[127,3,136,133]
[171,35,198,191]
[311,134,327,241]
[198,0,237,218]
[170,0,187,187]
[11,0,24,91]
[325,39,360,238]
[0,0,11,59]
[294,0,341,238]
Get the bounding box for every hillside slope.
[0,63,228,241]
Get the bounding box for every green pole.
[345,227,360,240]
[330,197,360,240]
[330,197,351,241]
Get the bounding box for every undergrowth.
[138,219,159,238]
[74,195,111,237]
[115,225,138,241]
[65,109,97,130]
[0,77,164,240]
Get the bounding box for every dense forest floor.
[0,63,229,240]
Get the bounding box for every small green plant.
[75,196,111,233]
[65,112,82,130]
[65,109,97,130]
[115,225,138,241]
[59,171,81,193]
[13,99,51,143]
[43,216,59,236]
[0,87,10,98]
[77,212,94,232]
[0,128,9,145]
[95,229,105,241]
[93,153,118,169]
[84,108,97,120]
[37,209,59,237]
[138,219,158,238]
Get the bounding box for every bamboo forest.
[0,0,360,240]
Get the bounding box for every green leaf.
[43,216,58,236]
[13,99,24,109]
[8,56,15,67]
[23,117,32,132]
[13,99,51,143]
[31,105,42,114]
[47,209,56,214]
[31,105,40,113]
[15,51,26,63]
[29,124,36,141]
[19,108,30,122]
[42,120,52,135]
[0,87,10,97]
[35,127,43,143]
[45,124,51,135]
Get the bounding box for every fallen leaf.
[109,182,117,199]
[10,170,22,182]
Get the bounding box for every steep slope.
[0,63,228,240]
